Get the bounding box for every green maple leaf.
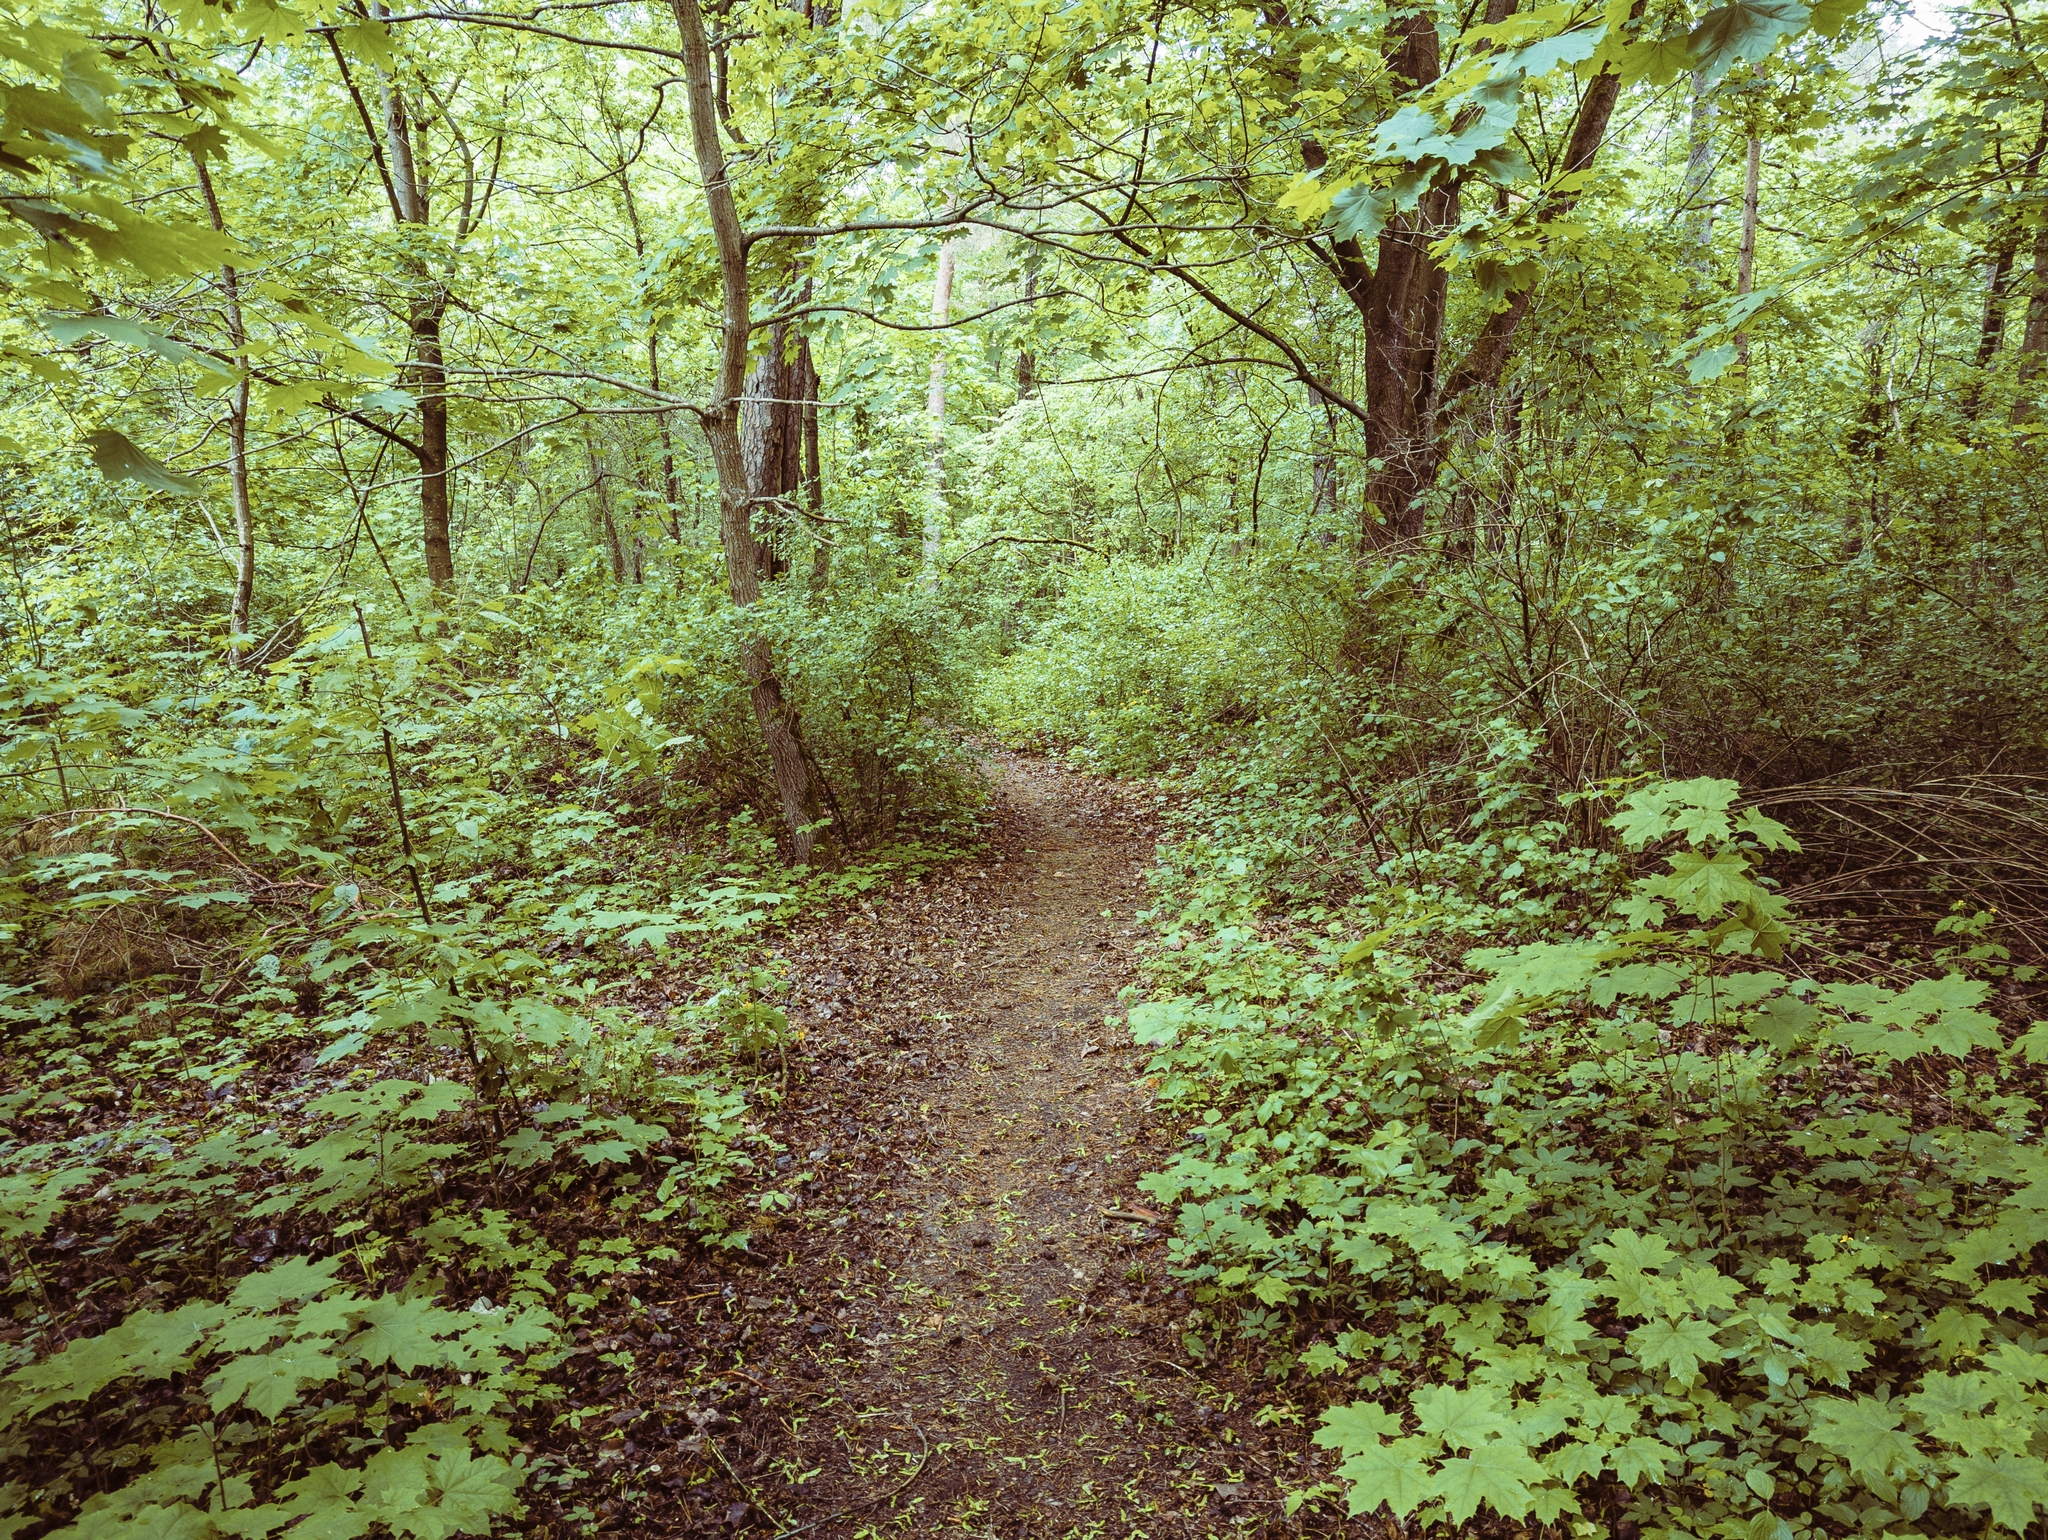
[1250,1274,1294,1305]
[1618,31,1695,85]
[361,1445,433,1518]
[212,1313,285,1355]
[1336,1437,1436,1517]
[1300,1342,1347,1376]
[292,1290,368,1338]
[1946,1453,2048,1532]
[279,1464,365,1505]
[400,1080,473,1121]
[347,1297,463,1373]
[1807,1396,1920,1480]
[229,1255,347,1313]
[1643,850,1759,919]
[206,1341,343,1419]
[1627,1317,1724,1384]
[1609,778,1740,848]
[1432,1443,1547,1522]
[1609,1436,1677,1486]
[276,1467,372,1539]
[1587,1229,1676,1275]
[1689,0,1810,81]
[427,1448,522,1534]
[1411,1384,1520,1451]
[1747,995,1819,1050]
[1330,1234,1392,1274]
[1315,1400,1403,1455]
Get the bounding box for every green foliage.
[1126,775,2046,1533]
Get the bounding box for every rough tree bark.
[672,0,820,865]
[741,320,819,583]
[1284,1,1636,552]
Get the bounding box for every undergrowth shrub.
[0,577,985,1537]
[1129,777,2047,1536]
[977,560,1289,771]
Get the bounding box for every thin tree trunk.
[672,0,818,865]
[189,149,254,641]
[1736,135,1761,367]
[1486,387,1522,553]
[2014,225,2048,423]
[587,435,626,581]
[924,219,958,579]
[1017,260,1038,400]
[1682,74,1718,270]
[612,161,686,562]
[1975,241,2018,368]
[804,368,828,593]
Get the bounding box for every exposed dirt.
[602,753,1331,1536]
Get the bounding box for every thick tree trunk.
[673,0,819,865]
[741,321,818,583]
[1359,180,1455,548]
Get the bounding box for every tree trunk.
[741,321,817,583]
[1017,257,1038,399]
[189,148,255,642]
[1975,240,2018,368]
[2014,224,2048,423]
[611,158,686,566]
[924,220,958,579]
[1485,387,1522,553]
[379,73,457,587]
[804,373,828,592]
[414,303,455,587]
[1736,135,1761,367]
[672,0,819,865]
[1682,74,1717,270]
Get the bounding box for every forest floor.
[574,753,1334,1538]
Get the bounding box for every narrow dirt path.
[702,754,1316,1537]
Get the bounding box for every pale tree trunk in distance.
[804,380,827,592]
[1682,73,1717,270]
[2014,225,2048,423]
[1016,252,1038,399]
[672,0,819,865]
[189,149,254,642]
[608,151,686,565]
[1736,135,1760,367]
[924,219,957,579]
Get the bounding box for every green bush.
[1129,778,2048,1535]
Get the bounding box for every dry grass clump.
[1755,774,2048,959]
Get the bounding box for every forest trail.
[687,754,1315,1538]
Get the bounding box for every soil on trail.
[656,754,1323,1537]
